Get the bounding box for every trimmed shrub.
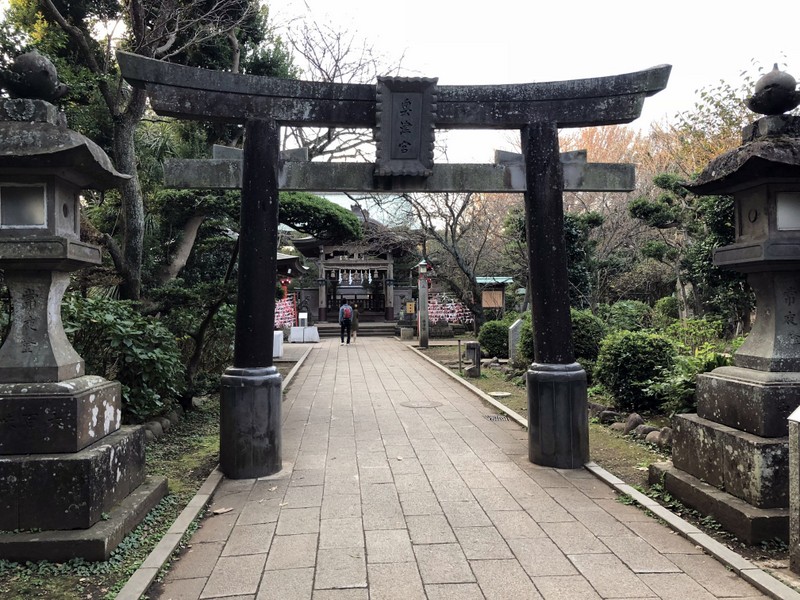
[62,294,185,422]
[605,299,653,331]
[571,308,607,362]
[593,329,676,413]
[478,320,508,358]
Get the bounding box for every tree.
[1,0,286,299]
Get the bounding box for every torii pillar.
[523,123,588,468]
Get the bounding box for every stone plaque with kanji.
[375,76,437,177]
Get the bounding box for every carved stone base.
[649,461,788,544]
[696,366,800,437]
[0,426,145,530]
[0,475,167,562]
[673,413,788,508]
[0,376,121,454]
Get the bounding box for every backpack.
[342,305,352,319]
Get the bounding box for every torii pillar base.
[220,366,282,479]
[528,363,589,469]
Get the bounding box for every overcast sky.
[272,0,799,162]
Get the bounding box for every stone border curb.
[405,341,800,600]
[115,347,313,599]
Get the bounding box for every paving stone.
[486,510,546,540]
[368,562,426,600]
[238,499,282,525]
[638,572,717,599]
[440,500,491,528]
[508,538,577,577]
[414,543,475,584]
[153,576,207,600]
[471,487,521,511]
[470,559,541,600]
[399,491,443,516]
[458,469,503,489]
[539,521,609,555]
[290,469,326,487]
[256,567,313,600]
[264,534,318,570]
[625,521,704,555]
[592,498,654,522]
[283,485,324,508]
[319,517,364,549]
[276,507,321,535]
[569,553,648,598]
[358,466,394,484]
[315,547,367,590]
[165,542,224,581]
[321,493,361,519]
[666,553,766,597]
[324,476,361,495]
[221,523,276,556]
[407,514,456,544]
[531,575,602,599]
[200,554,266,598]
[453,526,513,560]
[424,583,486,600]
[362,528,413,563]
[518,495,575,523]
[191,512,237,543]
[431,478,474,501]
[568,507,633,537]
[599,534,681,574]
[393,473,433,494]
[312,590,369,600]
[249,480,289,502]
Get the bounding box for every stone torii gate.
[117,52,670,477]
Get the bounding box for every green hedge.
[62,294,185,422]
[594,329,675,412]
[478,320,509,358]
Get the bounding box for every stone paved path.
[151,337,770,600]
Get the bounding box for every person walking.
[339,298,353,345]
[351,303,359,344]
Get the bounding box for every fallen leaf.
[269,486,278,491]
[279,502,288,507]
[396,456,403,461]
[212,507,233,515]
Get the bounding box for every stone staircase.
[316,322,397,338]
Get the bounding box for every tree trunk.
[111,92,147,300]
[157,213,207,284]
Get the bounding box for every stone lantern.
[0,52,166,561]
[651,64,800,544]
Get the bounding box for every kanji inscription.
[375,76,437,177]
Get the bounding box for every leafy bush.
[62,294,185,422]
[645,343,732,415]
[478,320,508,358]
[663,318,725,353]
[571,309,607,362]
[653,296,680,329]
[604,300,653,331]
[594,329,676,412]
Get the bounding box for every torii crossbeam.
[117,51,670,477]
